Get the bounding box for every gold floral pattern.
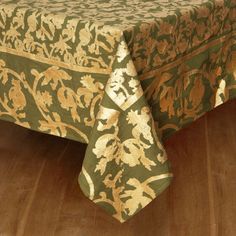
[0,60,105,142]
[0,0,235,223]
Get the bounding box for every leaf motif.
[96,106,120,131]
[47,16,56,37]
[93,134,119,159]
[76,88,92,108]
[116,40,128,63]
[27,12,37,32]
[121,139,141,167]
[126,60,137,77]
[122,139,154,170]
[121,178,154,216]
[42,66,71,90]
[139,155,155,171]
[77,75,103,108]
[95,158,110,175]
[93,134,120,174]
[126,107,154,144]
[52,36,71,54]
[70,106,80,122]
[39,113,67,137]
[39,120,60,136]
[62,19,77,42]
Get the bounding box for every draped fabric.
[0,0,235,222]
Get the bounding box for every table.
[0,0,235,223]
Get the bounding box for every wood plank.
[0,100,235,235]
[54,142,100,236]
[206,99,236,236]
[0,122,55,235]
[20,137,71,236]
[164,115,211,236]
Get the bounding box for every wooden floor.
[0,100,236,236]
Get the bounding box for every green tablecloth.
[0,0,235,222]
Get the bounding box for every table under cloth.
[0,0,235,223]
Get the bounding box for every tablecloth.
[0,0,235,223]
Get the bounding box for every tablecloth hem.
[78,172,173,223]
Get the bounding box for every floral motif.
[0,0,235,223]
[0,60,106,142]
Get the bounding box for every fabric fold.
[78,33,173,222]
[0,0,235,224]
